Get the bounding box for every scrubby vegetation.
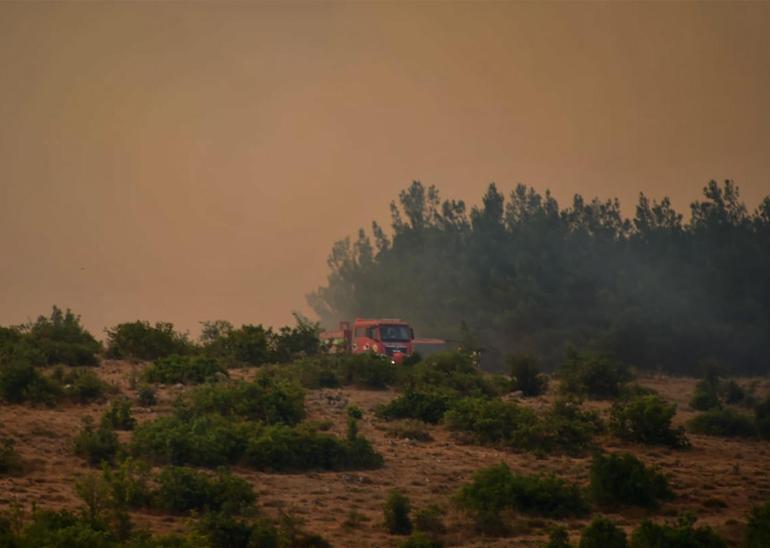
[275,352,398,389]
[155,466,255,515]
[100,398,136,431]
[376,387,455,424]
[508,354,548,396]
[589,452,673,508]
[687,408,757,438]
[142,355,227,385]
[629,514,725,547]
[74,417,121,466]
[559,349,632,400]
[0,358,62,405]
[0,437,23,475]
[745,500,770,548]
[609,394,689,448]
[18,306,101,367]
[456,463,588,535]
[105,321,193,361]
[580,516,628,548]
[384,490,412,535]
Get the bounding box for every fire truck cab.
[320,318,415,364]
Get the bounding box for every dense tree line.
[308,180,770,374]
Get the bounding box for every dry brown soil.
[1,362,769,546]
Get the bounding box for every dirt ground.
[1,362,769,546]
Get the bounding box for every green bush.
[201,320,319,366]
[400,531,444,548]
[609,395,689,448]
[746,500,770,548]
[22,306,101,367]
[136,384,157,407]
[131,414,251,467]
[384,490,412,535]
[589,452,672,508]
[413,505,445,536]
[559,348,632,400]
[0,358,62,405]
[105,321,193,361]
[457,463,588,534]
[143,355,227,385]
[406,351,499,397]
[755,396,770,440]
[630,514,725,548]
[687,408,756,438]
[270,315,321,363]
[0,438,23,475]
[508,354,548,396]
[55,367,112,403]
[244,423,384,472]
[14,509,111,548]
[690,379,721,411]
[546,526,572,548]
[580,516,628,548]
[176,377,305,424]
[0,325,45,365]
[155,467,255,515]
[101,398,136,431]
[376,387,456,424]
[74,417,120,466]
[384,420,433,442]
[445,397,600,455]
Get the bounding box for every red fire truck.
[320,318,431,364]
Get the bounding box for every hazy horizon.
[2,2,769,336]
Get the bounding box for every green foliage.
[311,181,770,374]
[155,467,255,515]
[579,516,628,548]
[384,420,433,442]
[508,353,548,396]
[105,321,192,361]
[0,358,62,405]
[690,380,721,411]
[609,395,689,448]
[22,306,101,366]
[445,397,601,455]
[244,423,384,472]
[376,387,455,424]
[413,505,445,536]
[559,349,632,400]
[137,384,157,407]
[406,351,499,397]
[755,396,770,440]
[101,398,136,431]
[629,514,725,548]
[270,314,322,363]
[746,500,770,548]
[687,407,757,438]
[384,490,412,535]
[273,352,397,389]
[0,438,23,475]
[589,452,672,508]
[14,509,112,548]
[400,531,444,548]
[176,377,305,424]
[143,355,227,385]
[55,367,112,403]
[546,526,572,548]
[457,463,588,535]
[74,417,121,466]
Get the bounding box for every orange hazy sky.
[1,2,769,336]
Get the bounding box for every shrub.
[589,452,672,508]
[136,384,157,407]
[101,398,136,431]
[746,500,770,548]
[131,414,250,467]
[445,397,600,455]
[384,490,412,535]
[690,379,721,411]
[0,438,23,475]
[630,514,725,548]
[401,531,443,548]
[376,387,456,424]
[547,526,572,548]
[155,467,255,515]
[22,306,101,366]
[244,423,384,472]
[74,417,120,466]
[413,505,445,536]
[384,420,433,442]
[270,314,322,362]
[143,355,227,385]
[722,380,746,405]
[457,464,588,534]
[15,509,111,548]
[176,376,305,424]
[200,322,271,366]
[105,321,192,361]
[0,358,62,405]
[0,325,45,365]
[609,395,689,448]
[755,396,770,440]
[580,516,628,548]
[406,351,498,397]
[56,367,112,403]
[687,408,756,438]
[508,354,548,396]
[559,348,632,400]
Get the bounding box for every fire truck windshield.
[379,325,412,341]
